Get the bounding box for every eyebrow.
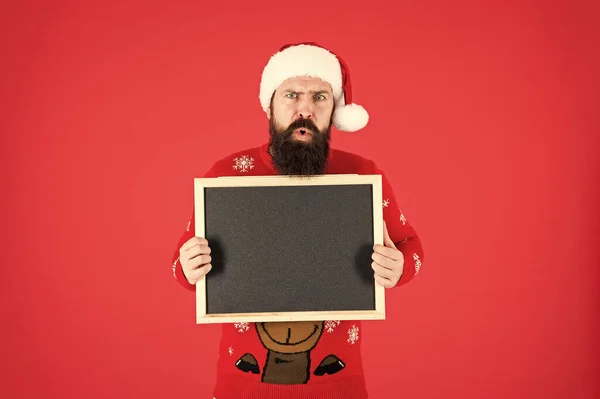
[284,89,331,95]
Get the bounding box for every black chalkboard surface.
[193,174,385,323]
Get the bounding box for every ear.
[266,106,272,119]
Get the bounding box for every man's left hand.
[371,221,404,288]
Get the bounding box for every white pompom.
[332,103,369,132]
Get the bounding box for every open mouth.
[293,128,313,140]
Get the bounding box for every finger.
[181,237,208,251]
[186,255,212,270]
[181,239,209,255]
[371,261,397,280]
[372,251,402,270]
[187,264,212,283]
[373,245,402,262]
[383,220,396,249]
[181,243,211,264]
[371,252,393,270]
[374,272,395,289]
[184,244,212,258]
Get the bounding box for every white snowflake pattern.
[413,253,422,274]
[228,346,234,356]
[233,155,254,173]
[347,325,359,344]
[400,211,406,225]
[234,322,250,333]
[382,199,389,208]
[171,257,179,278]
[324,320,341,333]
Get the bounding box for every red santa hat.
[259,42,369,132]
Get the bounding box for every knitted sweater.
[171,143,424,399]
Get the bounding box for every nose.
[296,97,314,120]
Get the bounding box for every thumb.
[383,220,396,249]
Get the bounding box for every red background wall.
[2,1,598,398]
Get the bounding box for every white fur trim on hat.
[260,43,369,132]
[260,44,343,111]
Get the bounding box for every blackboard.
[193,174,385,323]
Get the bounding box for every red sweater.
[171,143,424,399]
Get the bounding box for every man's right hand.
[179,237,212,284]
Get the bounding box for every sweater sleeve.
[377,166,424,287]
[171,164,220,291]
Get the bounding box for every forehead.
[276,76,333,93]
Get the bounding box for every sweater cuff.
[394,237,423,287]
[172,255,195,291]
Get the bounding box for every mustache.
[284,118,320,135]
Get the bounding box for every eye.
[285,93,297,99]
[315,94,326,101]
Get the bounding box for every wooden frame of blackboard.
[193,174,385,324]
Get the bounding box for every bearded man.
[171,42,424,399]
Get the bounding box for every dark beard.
[268,117,331,176]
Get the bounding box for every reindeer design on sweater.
[234,321,345,384]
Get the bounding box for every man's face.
[267,76,335,176]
